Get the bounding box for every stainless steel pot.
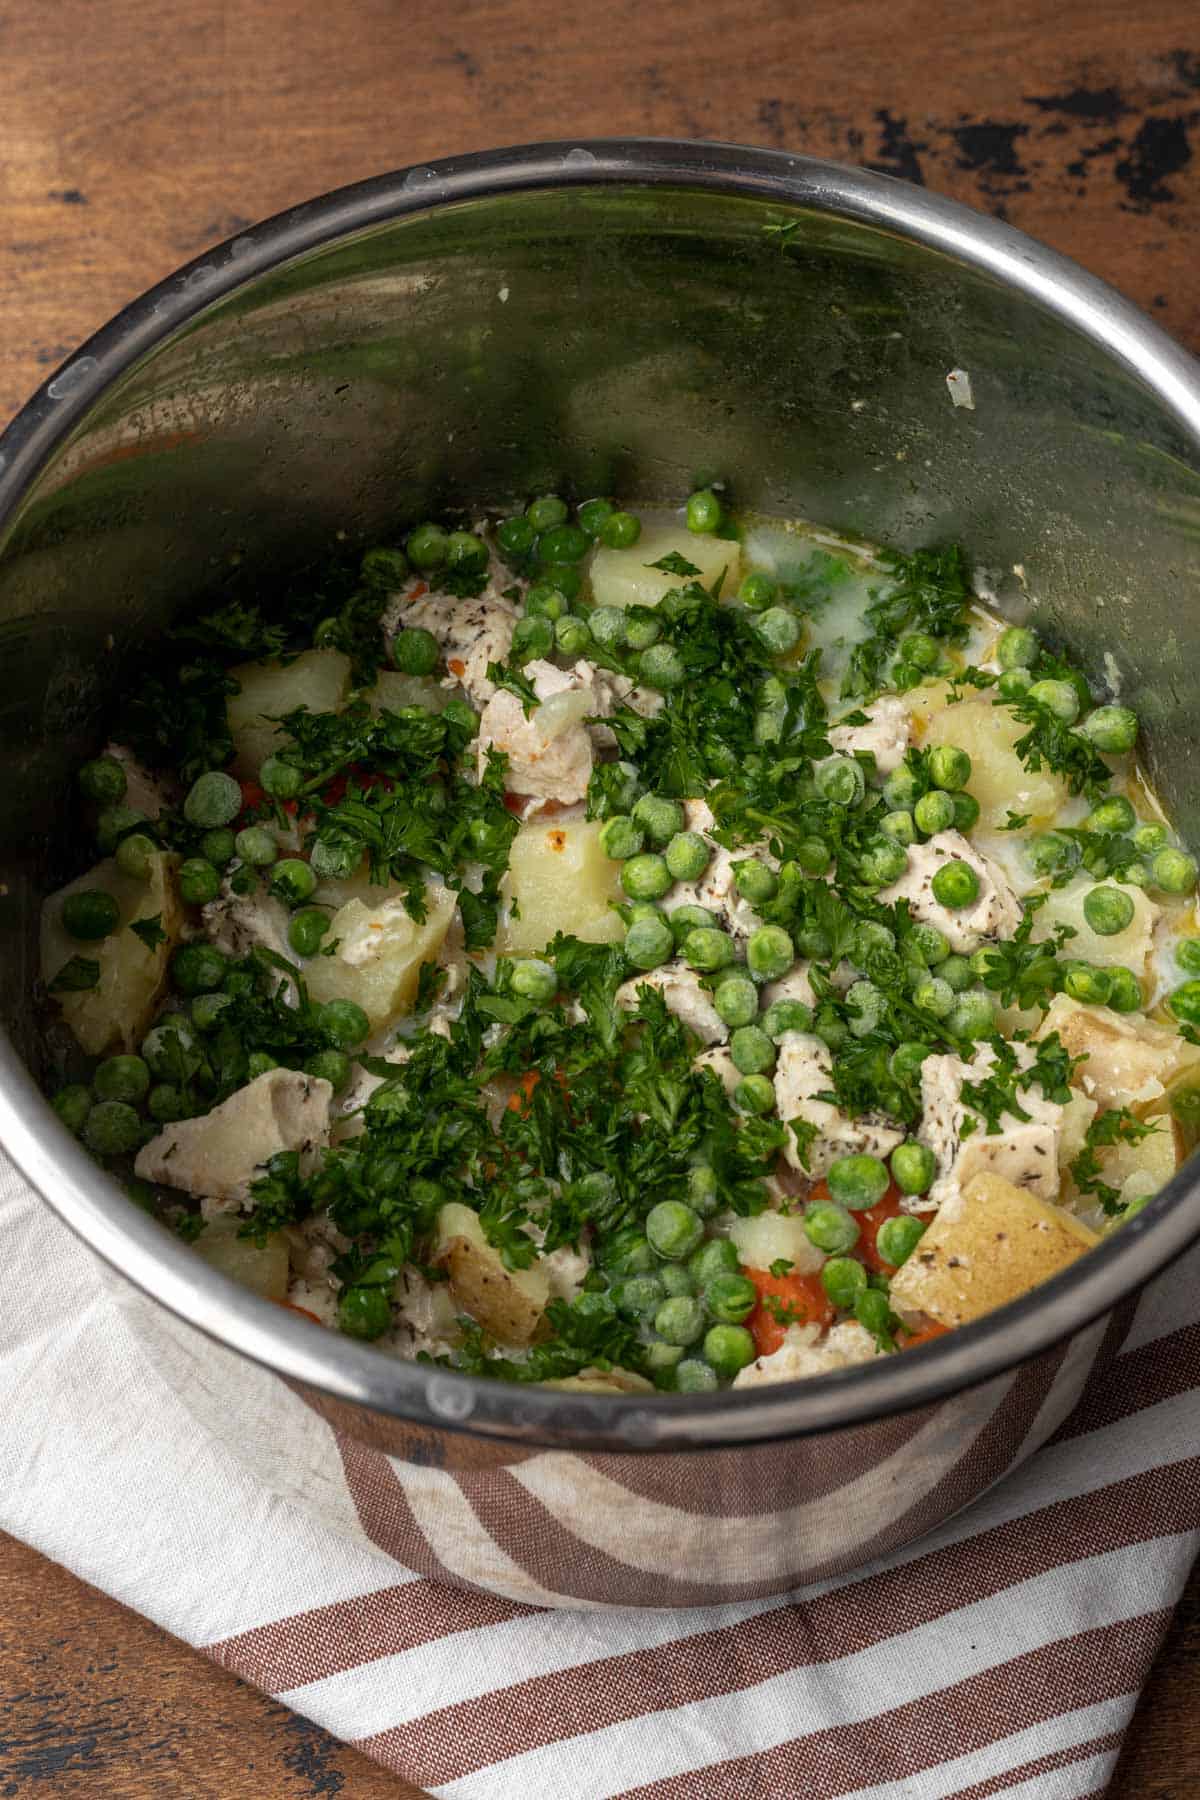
[3,140,1199,1609]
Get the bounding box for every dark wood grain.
[1,0,1198,1793]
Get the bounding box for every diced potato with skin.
[40,852,181,1057]
[726,1208,825,1276]
[193,1214,290,1301]
[432,1202,550,1347]
[1036,995,1200,1113]
[497,816,624,954]
[589,522,741,610]
[924,697,1069,832]
[1033,876,1160,981]
[303,886,457,1032]
[227,648,352,778]
[542,1368,655,1394]
[889,1172,1099,1327]
[134,1068,333,1203]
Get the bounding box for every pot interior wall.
[2,181,1199,1061]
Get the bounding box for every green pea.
[856,921,901,966]
[664,831,711,882]
[190,991,233,1033]
[688,1236,739,1284]
[890,1040,934,1080]
[573,497,613,538]
[444,529,488,574]
[286,907,329,958]
[1088,795,1136,834]
[91,1055,151,1106]
[685,488,722,534]
[827,1153,890,1211]
[1176,938,1200,977]
[522,583,564,622]
[1083,884,1135,936]
[1062,961,1113,1006]
[405,521,449,569]
[311,841,363,885]
[900,631,940,670]
[1105,966,1143,1013]
[536,523,590,567]
[178,858,221,906]
[319,999,370,1049]
[79,755,127,805]
[391,627,440,676]
[754,607,801,657]
[730,1025,776,1075]
[739,571,777,610]
[1027,679,1081,724]
[511,614,554,663]
[914,976,954,1018]
[544,568,583,608]
[914,790,955,836]
[672,1357,718,1392]
[625,914,675,970]
[617,608,657,653]
[638,643,686,690]
[589,608,629,654]
[930,860,980,909]
[822,1255,868,1310]
[997,668,1034,701]
[929,744,972,792]
[497,514,536,556]
[1124,863,1150,888]
[601,1228,656,1275]
[882,765,921,811]
[682,925,735,972]
[655,1293,707,1346]
[646,1200,704,1261]
[596,815,643,862]
[554,614,592,658]
[714,975,759,1029]
[96,805,151,853]
[1025,832,1078,879]
[196,830,234,870]
[269,859,316,906]
[997,625,1039,669]
[875,1212,927,1268]
[910,923,950,965]
[1169,980,1200,1027]
[338,1285,392,1339]
[1082,705,1138,754]
[171,944,227,995]
[621,853,672,901]
[146,1083,190,1123]
[948,989,995,1039]
[951,792,981,834]
[52,1084,94,1133]
[814,759,861,813]
[111,833,156,885]
[645,1343,686,1384]
[633,793,685,845]
[600,510,641,549]
[855,1286,893,1340]
[731,859,776,905]
[1132,823,1167,855]
[305,1049,351,1092]
[746,925,794,981]
[846,979,884,1038]
[230,827,274,871]
[1151,848,1198,896]
[733,1074,776,1115]
[84,1100,143,1158]
[670,903,717,941]
[702,1323,756,1379]
[801,1201,860,1259]
[361,545,410,588]
[659,1263,696,1299]
[687,1165,720,1216]
[762,998,812,1040]
[701,1274,757,1329]
[62,888,120,941]
[860,840,909,888]
[141,1020,201,1081]
[183,770,242,829]
[612,1274,665,1318]
[882,810,917,846]
[259,755,302,801]
[526,495,568,533]
[506,958,554,1002]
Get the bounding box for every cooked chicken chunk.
[135,1069,332,1204]
[773,1032,904,1176]
[878,829,1021,953]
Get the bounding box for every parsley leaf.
[842,544,973,701]
[647,551,701,578]
[129,913,167,953]
[48,956,100,994]
[1070,1109,1162,1215]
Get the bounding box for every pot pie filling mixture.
[38,492,1200,1394]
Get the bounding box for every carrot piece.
[507,1069,541,1114]
[857,1184,906,1273]
[744,1265,835,1359]
[276,1300,322,1325]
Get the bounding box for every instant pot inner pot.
[2,181,1199,1063]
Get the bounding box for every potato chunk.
[498,817,624,954]
[1036,995,1200,1113]
[590,522,741,610]
[432,1201,549,1347]
[924,698,1068,831]
[302,885,457,1032]
[193,1214,290,1301]
[889,1172,1099,1327]
[1033,877,1160,980]
[41,852,181,1057]
[363,671,450,715]
[227,648,351,777]
[134,1068,333,1202]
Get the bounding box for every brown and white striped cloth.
[2,1157,1197,1798]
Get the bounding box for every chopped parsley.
[1070,1109,1162,1214]
[48,956,100,994]
[841,544,974,701]
[129,914,167,953]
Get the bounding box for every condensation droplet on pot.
[497,286,510,304]
[946,367,975,410]
[403,166,442,191]
[47,356,97,400]
[618,1408,659,1446]
[563,147,597,167]
[426,1373,475,1421]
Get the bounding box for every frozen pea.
[599,815,645,861]
[1082,705,1138,754]
[714,975,759,1029]
[683,926,736,972]
[183,770,242,829]
[914,790,955,836]
[762,998,813,1040]
[1083,885,1135,937]
[625,913,675,970]
[746,926,794,981]
[928,744,972,792]
[730,1025,776,1075]
[733,858,778,904]
[733,1074,776,1115]
[664,831,711,882]
[1027,679,1081,724]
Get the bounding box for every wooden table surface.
[2,1,1199,1792]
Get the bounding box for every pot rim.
[3,137,1200,1453]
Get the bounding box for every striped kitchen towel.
[2,1152,1197,1799]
